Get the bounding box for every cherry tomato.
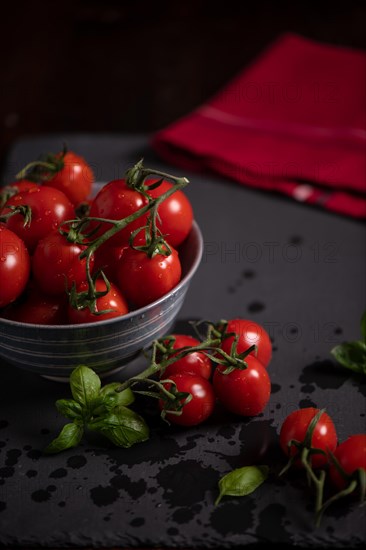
[0,225,30,308]
[213,355,271,416]
[159,374,215,426]
[3,283,68,325]
[220,319,272,368]
[46,151,94,205]
[147,180,193,247]
[89,179,148,247]
[93,241,127,283]
[2,186,74,253]
[117,246,181,308]
[329,434,366,490]
[160,334,212,379]
[32,231,93,295]
[68,279,129,324]
[280,408,337,469]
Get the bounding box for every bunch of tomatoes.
[0,149,193,323]
[279,407,366,523]
[153,318,273,426]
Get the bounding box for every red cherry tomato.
[2,186,74,253]
[3,284,68,325]
[213,355,271,416]
[89,179,148,247]
[160,334,212,379]
[32,231,93,295]
[46,151,94,205]
[280,408,337,469]
[0,225,30,308]
[67,279,129,324]
[159,374,215,426]
[329,434,366,490]
[93,241,127,283]
[147,180,193,247]
[220,319,272,368]
[117,246,181,308]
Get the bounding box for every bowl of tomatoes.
[0,152,202,380]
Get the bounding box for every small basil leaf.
[331,341,366,375]
[88,405,149,448]
[55,399,83,420]
[215,465,269,505]
[361,311,366,343]
[70,366,101,410]
[45,422,83,454]
[99,383,135,407]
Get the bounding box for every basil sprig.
[331,311,366,376]
[215,465,269,505]
[45,365,149,454]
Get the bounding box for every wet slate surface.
[0,135,365,548]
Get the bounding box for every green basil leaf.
[99,383,135,407]
[215,465,269,505]
[331,341,366,375]
[45,422,83,454]
[55,399,83,420]
[88,405,149,448]
[361,311,366,343]
[70,365,101,411]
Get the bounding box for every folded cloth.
[152,33,366,218]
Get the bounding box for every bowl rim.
[0,220,203,331]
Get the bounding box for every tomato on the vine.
[159,373,215,426]
[160,334,212,379]
[213,354,271,416]
[2,186,74,253]
[280,407,337,469]
[220,319,272,368]
[89,179,149,247]
[32,231,93,295]
[146,180,193,247]
[68,279,129,324]
[45,151,94,205]
[117,245,181,308]
[0,225,30,308]
[329,434,366,490]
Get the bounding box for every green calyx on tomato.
[0,204,32,227]
[15,145,67,183]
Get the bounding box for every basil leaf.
[331,341,366,375]
[70,366,101,411]
[99,383,135,407]
[88,405,149,448]
[45,422,83,454]
[361,311,366,343]
[215,465,269,505]
[55,399,83,420]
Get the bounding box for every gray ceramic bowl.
[0,221,203,381]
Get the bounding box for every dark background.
[1,0,365,174]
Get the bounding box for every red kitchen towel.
[152,34,366,218]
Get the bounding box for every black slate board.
[0,135,365,548]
